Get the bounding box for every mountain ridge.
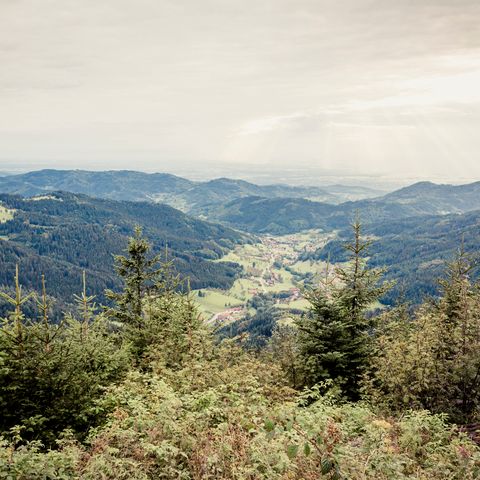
[0,191,250,317]
[0,169,385,211]
[208,180,480,234]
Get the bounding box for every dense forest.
[1,224,480,479]
[2,176,480,311]
[305,210,480,304]
[203,181,480,235]
[0,169,377,212]
[0,192,248,317]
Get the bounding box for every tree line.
[1,222,480,478]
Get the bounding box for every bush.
[1,343,479,479]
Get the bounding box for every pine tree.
[106,226,162,328]
[370,246,480,422]
[0,264,34,354]
[106,226,203,361]
[0,268,129,446]
[297,218,390,399]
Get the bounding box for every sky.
[1,0,480,183]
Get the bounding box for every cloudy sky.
[1,0,480,182]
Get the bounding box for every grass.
[277,298,310,311]
[193,290,243,319]
[290,259,327,275]
[0,205,14,223]
[229,278,262,300]
[195,231,335,321]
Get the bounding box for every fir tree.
[370,246,480,422]
[106,226,162,328]
[0,268,128,446]
[297,218,390,399]
[106,226,201,361]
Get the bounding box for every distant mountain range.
[2,172,479,237]
[1,169,480,307]
[0,192,249,317]
[0,169,384,214]
[209,181,480,234]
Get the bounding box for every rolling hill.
[207,181,480,234]
[303,209,480,304]
[0,170,193,201]
[0,169,383,213]
[0,192,250,317]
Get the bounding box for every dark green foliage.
[297,220,391,399]
[0,192,246,318]
[0,223,480,477]
[106,226,163,327]
[217,294,282,348]
[205,181,480,235]
[141,288,204,370]
[369,248,480,423]
[207,196,336,234]
[307,209,480,304]
[0,268,128,446]
[267,324,299,388]
[106,227,204,364]
[0,228,207,448]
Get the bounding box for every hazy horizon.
[2,1,480,182]
[1,165,478,192]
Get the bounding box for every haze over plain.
[1,0,479,184]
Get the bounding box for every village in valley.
[193,230,334,325]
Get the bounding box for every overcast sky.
[1,0,480,182]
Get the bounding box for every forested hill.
[382,181,480,212]
[0,169,382,211]
[0,170,193,201]
[203,196,337,234]
[303,209,480,304]
[0,192,249,315]
[207,181,480,234]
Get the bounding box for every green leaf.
[264,418,275,432]
[303,442,311,456]
[321,457,333,475]
[287,444,299,459]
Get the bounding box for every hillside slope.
[208,181,480,234]
[0,169,382,212]
[304,209,480,303]
[0,192,249,315]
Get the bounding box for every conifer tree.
[0,268,128,446]
[106,226,203,362]
[106,226,162,328]
[0,264,34,353]
[297,218,390,399]
[369,246,480,422]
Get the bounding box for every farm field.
[192,290,243,319]
[194,230,334,323]
[0,206,13,223]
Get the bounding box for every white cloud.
[1,0,480,180]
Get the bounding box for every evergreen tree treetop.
[297,217,391,399]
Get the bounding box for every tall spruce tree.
[106,226,201,361]
[297,218,390,399]
[0,268,128,446]
[106,226,162,328]
[370,247,480,422]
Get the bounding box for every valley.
[193,230,334,324]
